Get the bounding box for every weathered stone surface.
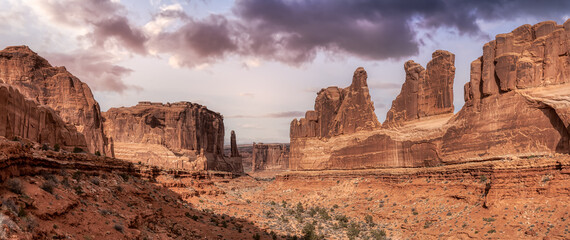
[252,143,289,171]
[103,102,242,173]
[289,20,570,171]
[385,50,455,125]
[291,67,380,139]
[0,46,109,155]
[0,84,86,150]
[230,130,240,157]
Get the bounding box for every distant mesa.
[252,143,289,172]
[103,102,243,173]
[289,19,570,171]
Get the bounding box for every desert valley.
[1,5,570,240]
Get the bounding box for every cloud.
[43,49,142,93]
[228,111,304,118]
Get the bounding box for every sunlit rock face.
[0,46,109,155]
[289,20,570,170]
[103,101,243,173]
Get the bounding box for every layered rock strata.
[290,51,453,170]
[290,67,380,139]
[444,19,570,163]
[385,50,455,126]
[290,20,570,170]
[103,102,242,173]
[0,84,86,150]
[0,46,109,155]
[252,143,289,171]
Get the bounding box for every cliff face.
[252,143,289,172]
[0,46,109,155]
[289,20,570,170]
[290,51,451,170]
[103,101,242,173]
[0,84,86,150]
[290,67,380,139]
[443,19,570,163]
[385,50,455,126]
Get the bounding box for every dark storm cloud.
[43,50,141,93]
[232,0,570,64]
[91,16,148,55]
[150,14,241,67]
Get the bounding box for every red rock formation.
[291,67,380,139]
[0,84,86,150]
[0,46,109,155]
[443,19,570,163]
[230,130,240,157]
[385,50,455,125]
[103,101,243,173]
[252,143,289,171]
[289,20,570,170]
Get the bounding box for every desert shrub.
[5,178,23,194]
[483,217,496,222]
[488,229,496,233]
[41,144,49,151]
[347,222,360,240]
[252,233,260,240]
[282,200,287,208]
[74,186,84,195]
[95,151,101,156]
[480,175,488,182]
[296,202,304,213]
[365,214,374,227]
[371,229,387,240]
[72,171,83,180]
[2,199,19,215]
[114,224,124,233]
[73,147,84,153]
[41,180,57,194]
[411,208,418,215]
[90,177,100,186]
[119,173,130,182]
[53,144,60,152]
[302,222,322,240]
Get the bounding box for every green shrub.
[41,144,49,151]
[347,222,360,240]
[296,202,304,213]
[95,151,101,156]
[54,144,60,152]
[371,229,387,240]
[302,222,322,240]
[365,214,374,226]
[483,217,496,222]
[252,233,260,240]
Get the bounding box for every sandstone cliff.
[0,46,109,155]
[385,50,455,126]
[103,101,242,173]
[0,84,87,150]
[443,19,570,163]
[252,143,289,172]
[291,67,380,139]
[289,20,570,170]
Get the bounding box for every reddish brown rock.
[252,143,289,171]
[289,20,570,171]
[230,130,240,157]
[0,46,109,155]
[291,67,380,139]
[0,84,86,150]
[103,101,242,173]
[385,50,455,125]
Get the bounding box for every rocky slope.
[252,143,289,172]
[0,137,267,239]
[0,46,110,156]
[103,101,243,173]
[290,20,570,170]
[0,84,86,151]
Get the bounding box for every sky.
[0,0,569,144]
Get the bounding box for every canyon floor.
[1,137,569,239]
